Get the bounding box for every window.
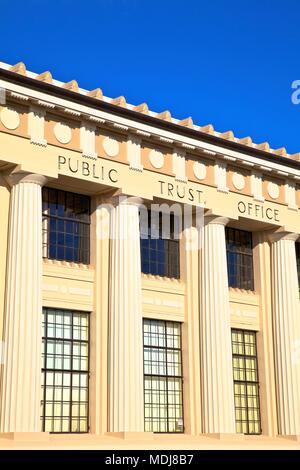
[140,211,180,279]
[226,228,254,290]
[41,308,89,433]
[143,319,184,433]
[296,242,300,287]
[42,188,91,264]
[231,329,261,435]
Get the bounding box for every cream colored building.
[0,61,300,449]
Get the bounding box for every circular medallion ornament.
[149,149,164,169]
[0,107,20,130]
[232,172,245,191]
[267,182,279,199]
[193,161,207,180]
[103,136,119,157]
[54,122,72,144]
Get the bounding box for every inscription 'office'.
[238,200,280,222]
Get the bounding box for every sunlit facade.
[0,61,300,449]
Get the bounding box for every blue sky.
[1,0,300,153]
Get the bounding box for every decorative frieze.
[267,181,280,200]
[149,149,164,169]
[80,121,97,159]
[251,170,264,202]
[0,106,20,130]
[103,136,120,157]
[285,180,298,210]
[172,148,187,182]
[53,122,72,144]
[126,134,143,171]
[28,105,47,146]
[214,159,229,193]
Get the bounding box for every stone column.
[199,215,236,435]
[0,171,47,433]
[108,196,144,433]
[269,231,300,437]
[182,222,202,435]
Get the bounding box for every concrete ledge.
[105,432,154,441]
[279,435,300,442]
[0,432,50,441]
[203,433,245,440]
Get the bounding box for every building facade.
[0,61,300,448]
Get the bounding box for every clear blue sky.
[1,0,300,153]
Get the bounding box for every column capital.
[204,214,230,227]
[101,192,144,208]
[118,195,144,207]
[268,229,299,243]
[4,167,47,187]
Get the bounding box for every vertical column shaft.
[0,172,46,432]
[108,197,144,432]
[270,231,300,436]
[199,215,236,434]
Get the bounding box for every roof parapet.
[273,147,287,157]
[36,71,52,83]
[63,80,79,92]
[220,130,234,141]
[179,117,193,128]
[2,61,298,162]
[10,62,26,75]
[111,96,126,107]
[157,110,172,121]
[256,142,270,151]
[200,124,215,134]
[238,136,253,146]
[133,103,149,114]
[87,88,103,99]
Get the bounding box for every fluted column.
[108,196,144,433]
[270,231,300,436]
[199,215,236,434]
[182,223,202,435]
[0,171,47,433]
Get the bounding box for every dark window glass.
[226,228,254,290]
[140,211,180,279]
[143,319,184,433]
[296,243,300,287]
[42,188,90,264]
[41,308,89,433]
[231,329,261,435]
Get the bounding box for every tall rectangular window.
[231,329,261,435]
[296,242,300,287]
[226,228,254,290]
[143,319,184,433]
[41,308,89,433]
[140,211,180,279]
[42,188,91,264]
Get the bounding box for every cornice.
[1,66,300,175]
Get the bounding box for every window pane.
[231,329,261,435]
[226,228,254,290]
[42,188,90,264]
[140,210,180,279]
[41,308,89,433]
[143,319,184,433]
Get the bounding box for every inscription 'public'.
[58,156,118,183]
